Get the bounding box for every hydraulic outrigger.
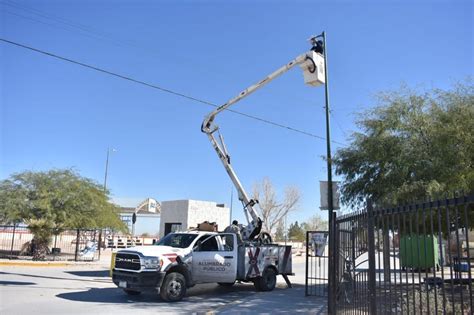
[201,37,326,243]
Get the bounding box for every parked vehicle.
[112,231,292,301]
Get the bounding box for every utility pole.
[321,31,336,314]
[103,147,110,193]
[103,147,116,193]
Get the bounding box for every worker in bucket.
[224,220,243,245]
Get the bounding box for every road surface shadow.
[57,287,151,304]
[65,270,110,278]
[56,284,262,304]
[54,282,325,313]
[0,280,36,286]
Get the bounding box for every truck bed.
[236,243,292,280]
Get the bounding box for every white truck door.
[191,234,237,283]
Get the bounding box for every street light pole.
[103,147,110,193]
[103,147,116,193]
[321,31,336,314]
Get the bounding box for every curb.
[0,259,112,268]
[0,261,72,267]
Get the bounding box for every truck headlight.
[143,257,161,269]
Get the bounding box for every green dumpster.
[400,235,439,270]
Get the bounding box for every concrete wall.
[159,200,230,237]
[159,200,189,238]
[187,200,230,231]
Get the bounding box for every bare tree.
[252,177,300,236]
[302,215,328,232]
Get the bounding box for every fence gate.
[305,230,329,296]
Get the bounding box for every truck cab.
[112,231,237,301]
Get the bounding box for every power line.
[2,1,152,52]
[2,10,122,46]
[0,38,346,145]
[3,1,347,144]
[1,0,234,84]
[3,1,120,39]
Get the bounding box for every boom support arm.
[201,45,325,241]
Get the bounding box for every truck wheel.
[255,268,277,292]
[218,281,236,287]
[160,272,186,302]
[123,289,141,295]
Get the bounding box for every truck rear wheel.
[160,272,186,302]
[254,268,276,292]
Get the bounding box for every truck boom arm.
[202,42,325,241]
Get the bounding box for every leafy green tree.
[301,215,328,232]
[334,81,474,208]
[273,221,285,241]
[0,169,127,259]
[288,221,305,242]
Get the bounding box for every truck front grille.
[115,253,141,271]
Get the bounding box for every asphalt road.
[0,257,327,314]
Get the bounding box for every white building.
[159,200,230,237]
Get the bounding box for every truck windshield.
[156,233,198,248]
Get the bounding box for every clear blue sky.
[1,0,472,226]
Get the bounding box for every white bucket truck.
[112,37,326,301]
[112,230,292,301]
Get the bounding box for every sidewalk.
[207,284,327,314]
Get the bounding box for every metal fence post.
[10,224,16,259]
[305,231,309,296]
[351,224,356,271]
[367,200,377,314]
[334,221,340,284]
[383,216,391,282]
[98,229,102,261]
[74,229,80,262]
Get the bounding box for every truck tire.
[160,272,186,302]
[123,289,141,295]
[263,268,277,291]
[218,281,236,287]
[255,268,277,292]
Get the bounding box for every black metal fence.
[333,195,473,314]
[305,230,329,297]
[0,225,104,261]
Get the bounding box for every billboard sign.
[311,232,328,257]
